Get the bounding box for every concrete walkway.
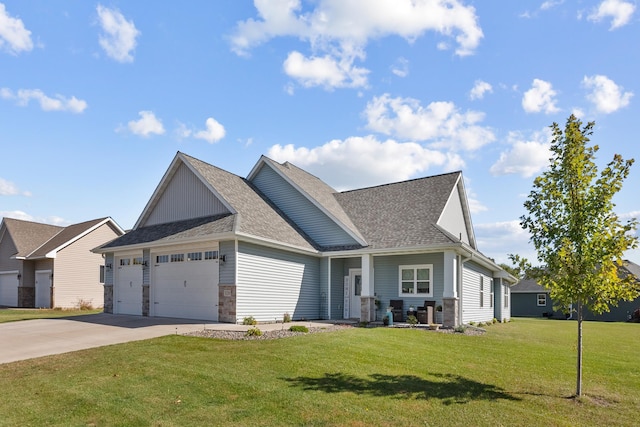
[0,313,345,365]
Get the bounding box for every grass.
[0,308,103,323]
[0,318,638,426]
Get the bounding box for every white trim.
[537,293,547,307]
[398,264,433,297]
[436,173,477,250]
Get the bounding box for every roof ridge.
[339,170,462,194]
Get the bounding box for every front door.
[349,269,362,319]
[35,270,52,308]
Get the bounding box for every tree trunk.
[576,301,583,397]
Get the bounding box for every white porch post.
[360,254,375,322]
[442,250,459,327]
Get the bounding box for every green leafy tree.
[520,115,638,397]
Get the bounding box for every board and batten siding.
[236,242,320,322]
[461,262,495,324]
[53,224,118,308]
[438,184,470,245]
[143,162,231,227]
[251,164,359,248]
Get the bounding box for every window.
[119,258,130,266]
[133,257,143,265]
[171,254,184,262]
[490,279,494,308]
[480,276,484,308]
[504,286,509,308]
[187,252,202,261]
[99,265,105,284]
[204,251,218,260]
[156,255,169,264]
[399,265,432,296]
[537,293,547,306]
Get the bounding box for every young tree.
[520,115,638,397]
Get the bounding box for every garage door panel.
[0,272,19,307]
[152,255,218,321]
[114,259,142,315]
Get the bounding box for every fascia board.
[256,158,368,246]
[37,218,119,259]
[91,231,238,254]
[436,173,477,249]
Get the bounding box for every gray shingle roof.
[28,218,109,258]
[510,278,548,293]
[1,218,63,258]
[333,172,462,250]
[262,157,366,244]
[101,214,235,249]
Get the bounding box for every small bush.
[289,325,308,333]
[283,312,291,323]
[492,318,498,324]
[454,325,467,333]
[407,315,418,326]
[469,321,477,326]
[76,299,94,311]
[245,327,262,337]
[242,316,257,326]
[358,321,369,328]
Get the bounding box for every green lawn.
[0,318,637,426]
[0,308,102,323]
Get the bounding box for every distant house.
[94,152,517,326]
[511,260,640,321]
[0,217,124,308]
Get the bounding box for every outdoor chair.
[389,299,403,322]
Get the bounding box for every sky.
[1,0,638,265]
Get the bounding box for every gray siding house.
[511,260,640,321]
[94,152,516,326]
[0,217,124,308]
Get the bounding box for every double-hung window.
[537,293,547,306]
[399,265,432,296]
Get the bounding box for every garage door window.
[187,252,202,261]
[205,251,218,260]
[120,259,130,266]
[156,255,169,263]
[133,257,143,265]
[171,254,184,262]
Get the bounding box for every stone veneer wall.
[360,296,376,322]
[103,285,113,313]
[218,284,236,323]
[442,297,459,327]
[18,287,35,308]
[142,285,150,316]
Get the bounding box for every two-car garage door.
[151,250,219,321]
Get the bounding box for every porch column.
[360,254,376,322]
[442,251,459,327]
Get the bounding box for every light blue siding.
[105,253,114,286]
[251,165,359,248]
[236,242,321,322]
[329,258,345,319]
[218,240,236,285]
[143,163,230,226]
[461,261,495,323]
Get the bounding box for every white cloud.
[364,93,495,151]
[522,78,560,114]
[0,178,21,196]
[588,0,635,30]
[0,210,68,226]
[582,74,633,114]
[97,4,140,63]
[231,0,483,90]
[126,111,165,137]
[391,57,409,78]
[194,117,226,143]
[541,1,564,11]
[268,135,463,190]
[469,80,492,100]
[490,130,551,178]
[0,3,33,54]
[283,50,369,89]
[0,88,87,113]
[474,220,535,265]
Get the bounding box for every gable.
[250,163,361,248]
[437,182,472,246]
[140,162,232,227]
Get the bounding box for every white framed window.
[204,250,218,260]
[156,255,169,264]
[99,265,105,283]
[504,286,509,308]
[119,258,130,266]
[171,254,184,262]
[398,265,432,296]
[490,279,494,308]
[187,252,202,261]
[133,257,143,265]
[537,293,547,306]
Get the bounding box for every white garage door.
[114,257,143,315]
[35,270,52,308]
[151,250,219,321]
[0,271,19,307]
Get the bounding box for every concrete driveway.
[0,313,211,364]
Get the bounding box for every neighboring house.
[94,152,516,326]
[0,217,124,308]
[511,260,640,321]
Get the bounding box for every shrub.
[242,316,257,326]
[245,327,262,337]
[469,321,477,326]
[289,325,308,333]
[407,315,418,326]
[454,325,467,333]
[630,308,640,323]
[76,299,94,311]
[283,312,291,323]
[492,318,498,324]
[358,321,369,328]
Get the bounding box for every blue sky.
[1,0,638,265]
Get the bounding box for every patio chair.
[389,299,403,322]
